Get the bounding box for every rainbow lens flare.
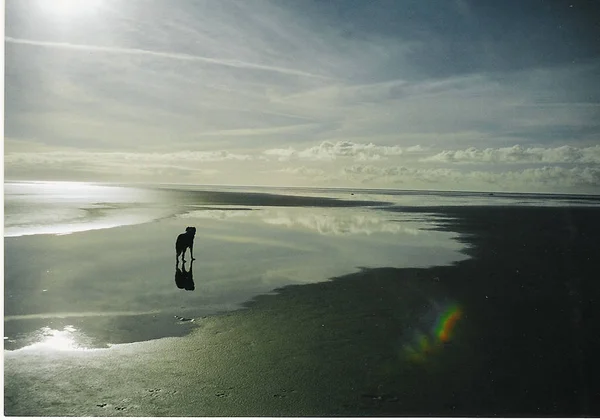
[401,303,463,363]
[435,304,463,343]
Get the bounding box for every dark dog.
[176,226,196,262]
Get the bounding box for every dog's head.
[185,226,197,237]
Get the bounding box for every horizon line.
[4,179,600,198]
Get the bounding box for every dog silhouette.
[176,226,196,263]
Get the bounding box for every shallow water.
[6,181,599,237]
[4,182,600,352]
[4,181,172,237]
[4,182,467,351]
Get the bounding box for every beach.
[6,0,600,415]
[4,186,600,416]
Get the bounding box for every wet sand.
[4,205,600,416]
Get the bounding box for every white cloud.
[264,140,424,162]
[405,145,428,153]
[273,166,328,177]
[340,164,600,190]
[342,165,457,184]
[5,37,329,79]
[7,143,599,192]
[422,145,600,164]
[5,150,252,165]
[263,148,298,161]
[4,150,252,182]
[195,123,320,138]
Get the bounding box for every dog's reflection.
[175,259,195,291]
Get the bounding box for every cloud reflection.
[179,206,424,236]
[178,208,255,220]
[262,208,421,236]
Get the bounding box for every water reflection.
[4,181,168,237]
[262,207,422,236]
[178,206,433,238]
[5,197,468,352]
[175,260,195,291]
[15,325,93,352]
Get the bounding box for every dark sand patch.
[4,206,600,416]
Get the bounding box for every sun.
[39,0,102,17]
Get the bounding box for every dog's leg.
[190,246,195,261]
[182,249,186,263]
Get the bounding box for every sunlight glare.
[39,0,102,17]
[22,326,89,352]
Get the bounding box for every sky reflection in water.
[5,182,470,352]
[6,325,100,353]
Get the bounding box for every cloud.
[273,166,328,177]
[340,164,600,190]
[422,145,600,164]
[342,165,457,184]
[4,37,330,79]
[264,141,425,162]
[7,142,599,192]
[5,150,252,165]
[195,123,320,138]
[4,150,253,181]
[268,63,600,149]
[7,7,600,156]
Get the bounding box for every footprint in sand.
[146,388,178,398]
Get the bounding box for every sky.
[4,0,600,193]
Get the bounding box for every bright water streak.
[4,181,173,237]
